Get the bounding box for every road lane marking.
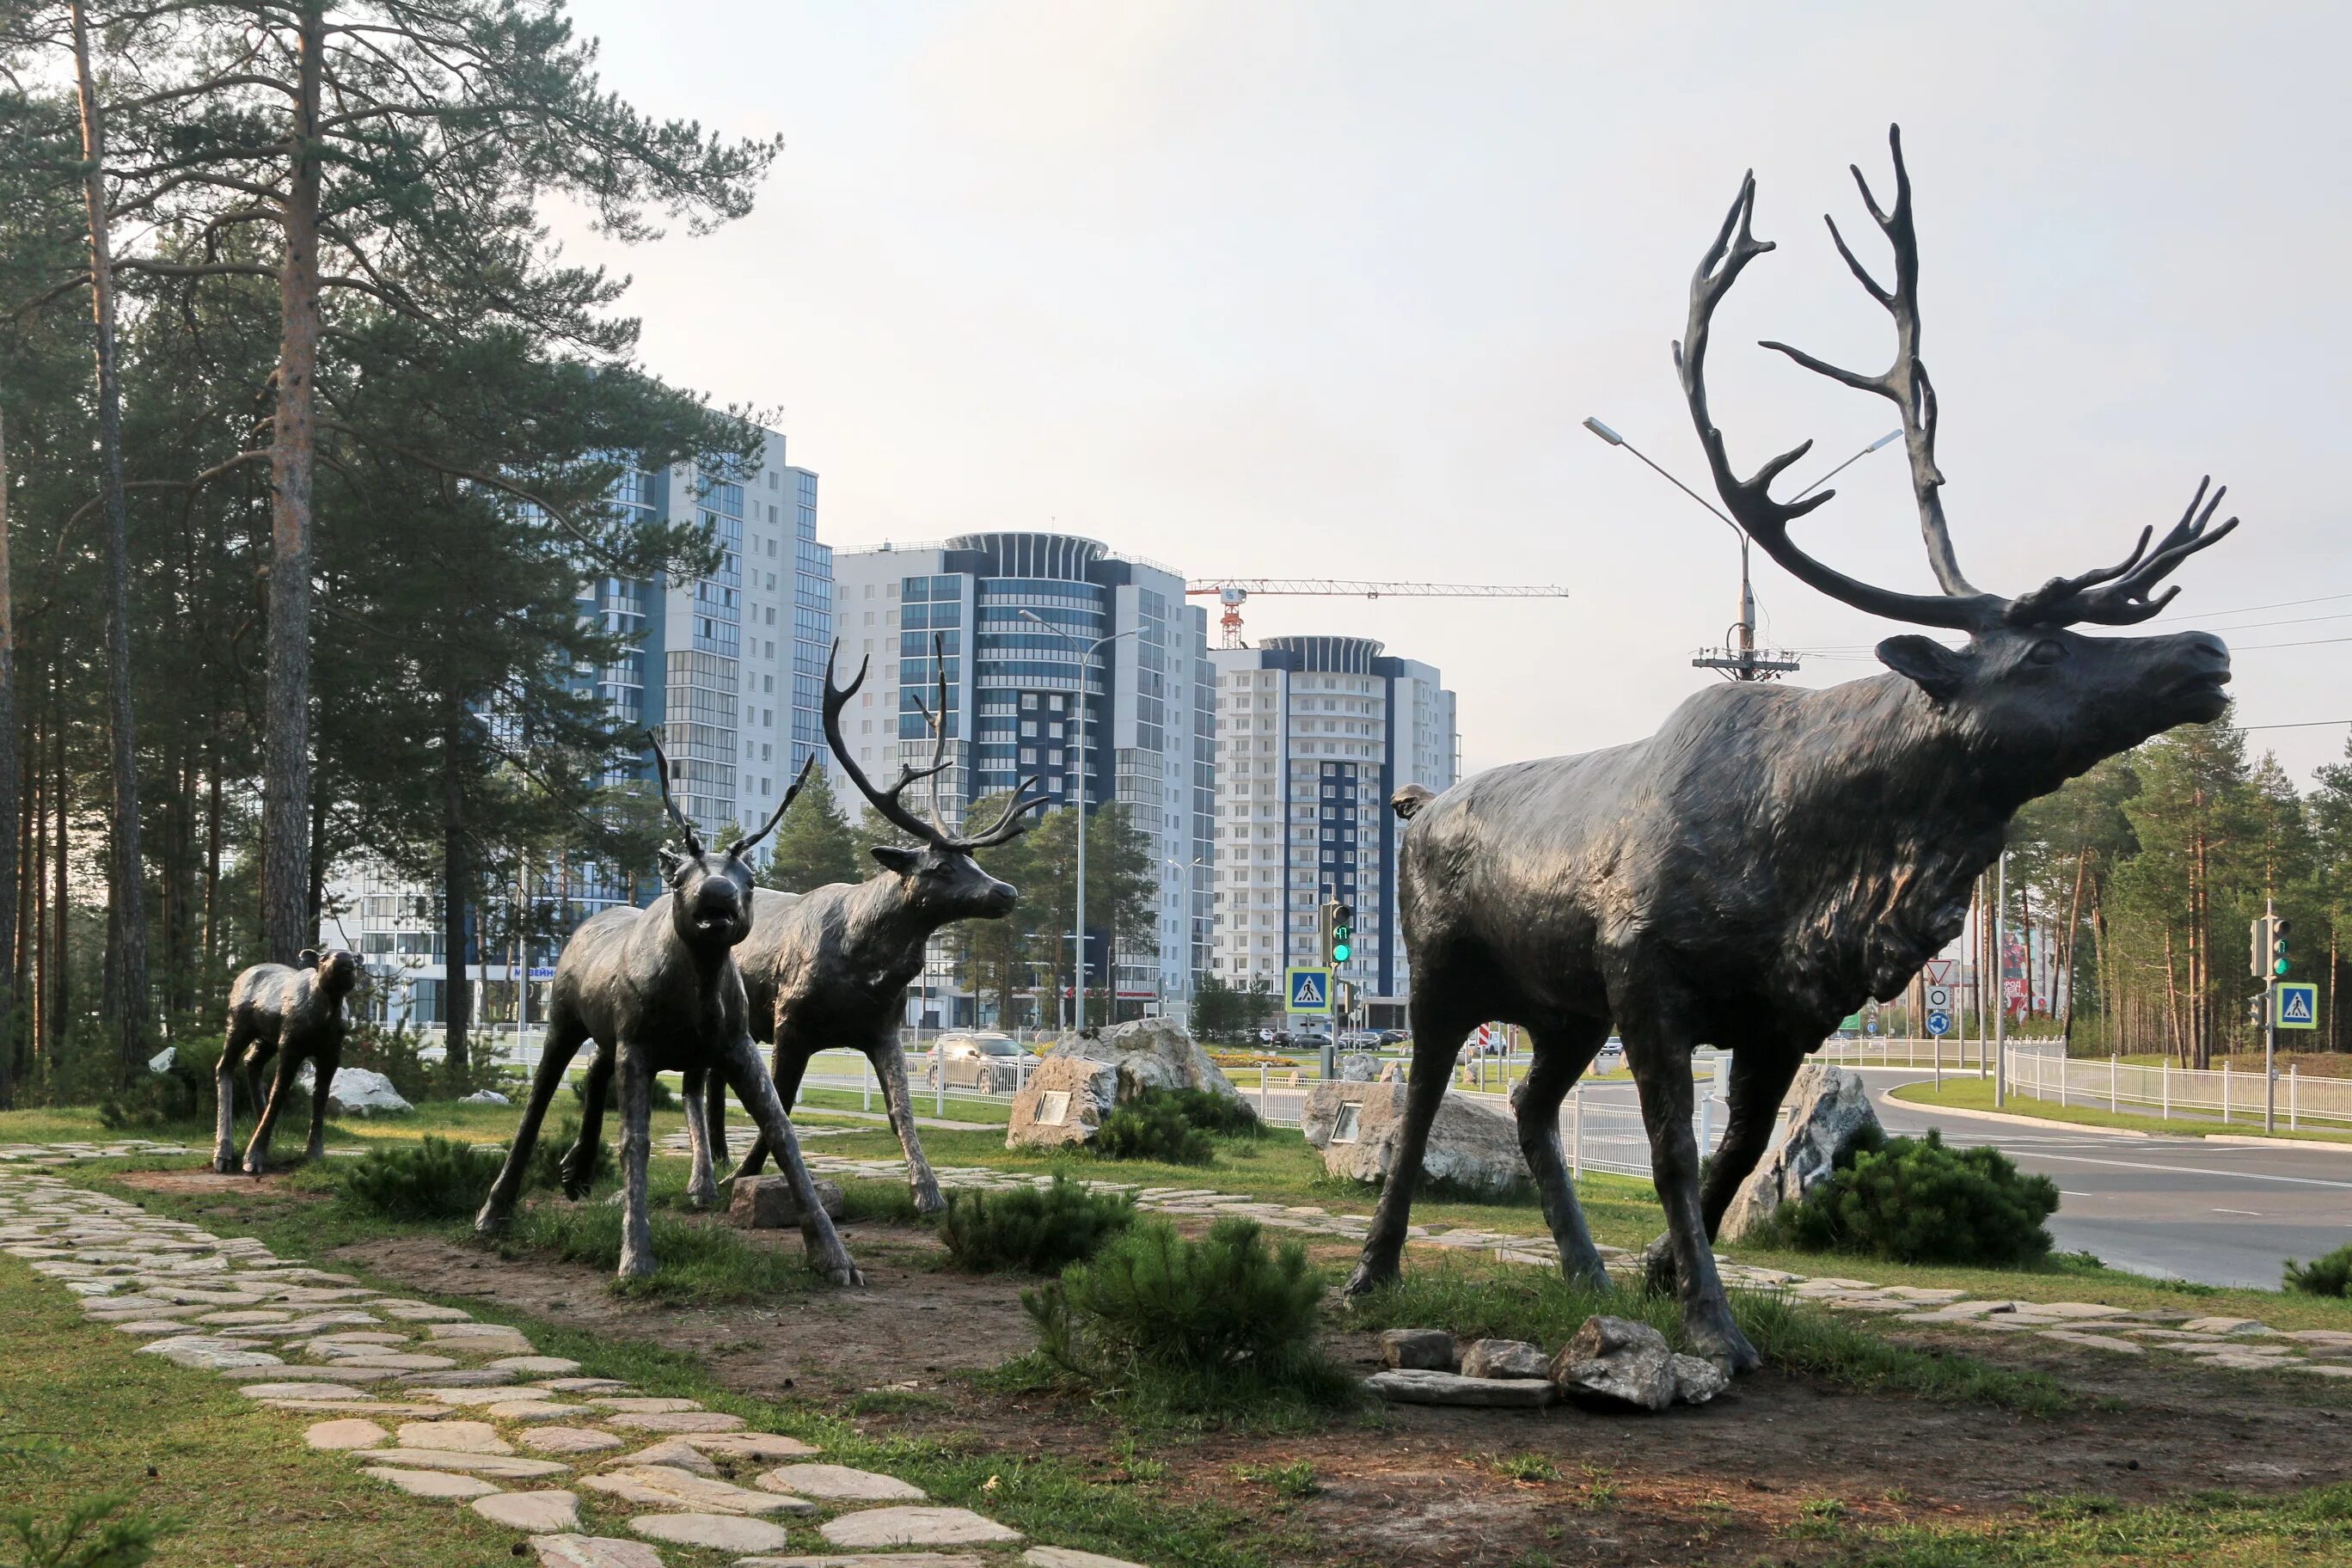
[2212,1208,2263,1216]
[2004,1152,2352,1190]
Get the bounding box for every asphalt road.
[1861,1069,2352,1288]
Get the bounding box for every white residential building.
[1209,635,1455,1024]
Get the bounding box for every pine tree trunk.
[0,410,18,1108]
[439,698,470,1075]
[202,740,221,976]
[71,2,150,1077]
[50,664,68,1059]
[2060,849,2089,1047]
[260,3,325,965]
[24,702,43,1086]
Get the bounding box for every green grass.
[0,1256,523,1568]
[1890,1075,2352,1146]
[1838,1486,2352,1565]
[40,1174,1275,1568]
[492,1199,818,1303]
[1344,1261,2075,1417]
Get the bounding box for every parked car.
[1376,1029,1411,1047]
[926,1031,1038,1092]
[1337,1029,1383,1050]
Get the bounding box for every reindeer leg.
[703,1067,731,1173]
[1344,997,1474,1296]
[212,1019,251,1173]
[242,1034,301,1176]
[560,1041,612,1199]
[727,1038,801,1184]
[304,1044,338,1162]
[1518,1017,1613,1292]
[679,1063,719,1210]
[479,1015,586,1233]
[722,1032,861,1285]
[1643,1040,1804,1295]
[1623,1002,1759,1372]
[615,1043,657,1279]
[861,1029,942,1216]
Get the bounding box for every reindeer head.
[1675,126,2237,794]
[824,639,1043,930]
[301,948,363,1001]
[648,734,816,952]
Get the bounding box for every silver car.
[925,1031,1038,1092]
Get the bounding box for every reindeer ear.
[1877,635,1970,703]
[657,846,684,878]
[870,844,920,875]
[297,948,320,969]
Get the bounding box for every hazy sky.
[555,0,2350,783]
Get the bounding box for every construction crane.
[1185,579,1570,647]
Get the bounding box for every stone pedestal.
[728,1177,844,1228]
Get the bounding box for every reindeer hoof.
[1342,1259,1399,1299]
[824,1262,864,1287]
[913,1191,947,1219]
[1687,1310,1761,1375]
[242,1158,268,1178]
[211,1152,236,1175]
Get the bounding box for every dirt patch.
[333,1220,1039,1400]
[323,1214,2352,1566]
[115,1168,322,1199]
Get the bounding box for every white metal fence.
[1998,1039,2352,1130]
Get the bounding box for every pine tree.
[756,770,866,893]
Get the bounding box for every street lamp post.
[1017,610,1139,1032]
[1582,418,1899,681]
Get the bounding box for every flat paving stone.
[589,1397,702,1412]
[261,1400,455,1418]
[1025,1549,1152,1568]
[603,1411,744,1433]
[487,1400,579,1429]
[375,1302,475,1322]
[362,1449,571,1479]
[758,1465,924,1502]
[303,1418,388,1450]
[686,1432,821,1461]
[237,1381,375,1401]
[396,1420,512,1454]
[489,1357,581,1375]
[398,1369,518,1388]
[579,1465,808,1516]
[520,1427,626,1455]
[528,1536,665,1568]
[312,1352,458,1371]
[360,1466,503,1500]
[628,1512,793,1553]
[537,1378,630,1393]
[469,1490,581,1531]
[733,1558,988,1568]
[818,1508,1023,1549]
[615,1439,717,1474]
[430,1387,542,1406]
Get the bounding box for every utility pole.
[1994,851,2008,1107]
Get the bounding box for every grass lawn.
[1835,1487,2352,1565]
[0,1255,524,1568]
[1890,1075,2352,1147]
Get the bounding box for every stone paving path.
[768,1142,2352,1381]
[0,1166,1145,1568]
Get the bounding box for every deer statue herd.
[212,126,2241,1387]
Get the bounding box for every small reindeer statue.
[1352,127,2239,1374]
[572,641,1042,1214]
[474,739,860,1283]
[211,947,363,1175]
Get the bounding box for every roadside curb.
[1879,1082,2352,1154]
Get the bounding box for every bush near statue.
[1350,126,2240,1377]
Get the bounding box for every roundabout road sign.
[1926,1010,1952,1037]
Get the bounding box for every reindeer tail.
[1391,784,1435,821]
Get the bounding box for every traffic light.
[2271,918,2292,978]
[2251,916,2275,979]
[2249,993,2268,1030]
[1320,898,1354,967]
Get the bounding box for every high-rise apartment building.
[339,431,828,1040]
[1208,635,1455,1023]
[829,533,1214,1020]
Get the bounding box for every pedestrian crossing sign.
[2276,982,2318,1030]
[1286,966,1333,1014]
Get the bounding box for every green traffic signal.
[2273,918,2292,977]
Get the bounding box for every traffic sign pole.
[2265,975,2276,1134]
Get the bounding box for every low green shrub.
[337,1136,502,1220]
[567,1070,677,1111]
[1756,1128,2058,1266]
[96,1039,223,1130]
[1093,1095,1214,1165]
[1024,1216,1354,1413]
[1165,1087,1264,1138]
[941,1174,1136,1273]
[2285,1242,2352,1297]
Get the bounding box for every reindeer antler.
[820,639,1046,853]
[646,728,703,856]
[1675,125,2237,634]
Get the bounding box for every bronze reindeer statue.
[1351,126,2238,1372]
[475,739,859,1283]
[211,947,363,1175]
[570,641,1042,1214]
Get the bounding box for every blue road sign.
[1285,966,1333,1014]
[1926,1011,1951,1038]
[2277,982,2318,1030]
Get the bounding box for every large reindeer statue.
[1350,126,2238,1372]
[475,739,860,1284]
[662,642,1042,1212]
